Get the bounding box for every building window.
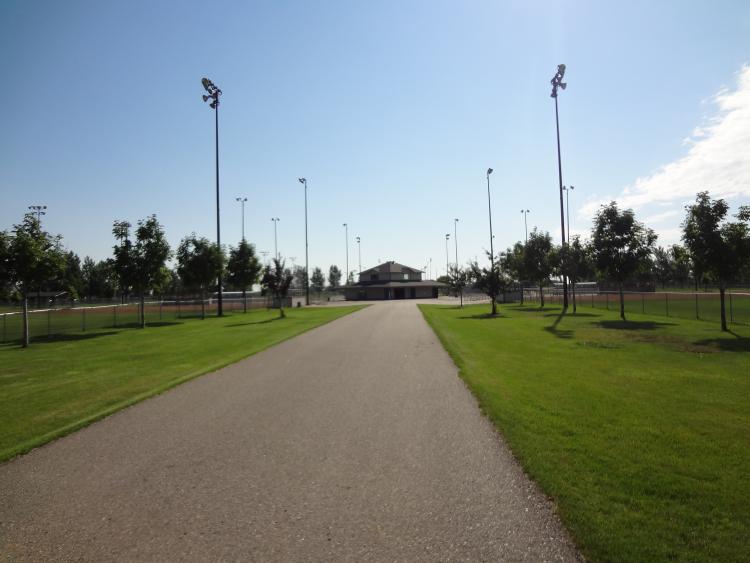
[403,273,409,280]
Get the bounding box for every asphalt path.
[0,300,579,561]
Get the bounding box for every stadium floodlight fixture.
[487,168,493,176]
[550,64,567,98]
[28,205,47,223]
[201,77,222,108]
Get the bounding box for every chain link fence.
[0,296,288,344]
[523,288,750,325]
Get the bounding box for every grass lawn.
[0,305,364,463]
[420,303,749,563]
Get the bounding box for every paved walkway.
[0,301,579,561]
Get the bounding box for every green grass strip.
[420,303,749,563]
[0,305,365,462]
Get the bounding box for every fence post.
[82,308,86,332]
[665,293,669,317]
[729,292,734,324]
[695,292,699,320]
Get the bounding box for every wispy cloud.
[580,64,750,218]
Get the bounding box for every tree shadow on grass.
[694,331,750,352]
[543,312,574,339]
[226,316,284,328]
[597,320,676,331]
[458,313,508,320]
[543,312,599,318]
[116,321,183,329]
[25,331,120,345]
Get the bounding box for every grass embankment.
[420,303,749,563]
[0,305,364,462]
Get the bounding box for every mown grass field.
[0,305,364,462]
[420,303,749,563]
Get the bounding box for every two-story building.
[343,261,444,300]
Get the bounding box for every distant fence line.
[0,297,290,344]
[522,288,750,326]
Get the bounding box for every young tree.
[261,257,294,318]
[504,242,528,304]
[112,215,171,328]
[670,244,692,288]
[61,251,84,301]
[310,267,325,293]
[523,229,555,308]
[560,236,594,313]
[591,202,657,321]
[652,246,674,288]
[291,265,308,290]
[176,235,224,319]
[682,191,750,331]
[447,265,468,307]
[7,214,66,347]
[226,240,261,313]
[82,257,117,299]
[328,265,342,290]
[470,251,503,315]
[0,230,11,302]
[347,270,355,285]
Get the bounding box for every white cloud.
[580,64,750,218]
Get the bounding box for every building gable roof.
[360,261,423,277]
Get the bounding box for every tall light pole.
[486,168,497,315]
[551,63,568,309]
[298,177,309,305]
[453,218,459,269]
[445,233,451,278]
[28,205,47,224]
[236,197,248,241]
[563,186,575,243]
[271,217,280,260]
[201,77,224,316]
[356,236,361,277]
[343,223,349,282]
[521,209,530,243]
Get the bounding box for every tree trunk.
[459,289,463,308]
[243,288,247,313]
[490,297,496,316]
[520,284,524,305]
[572,280,577,313]
[22,295,29,348]
[539,283,545,308]
[140,293,146,328]
[279,294,285,318]
[201,290,206,320]
[720,283,727,332]
[619,282,626,321]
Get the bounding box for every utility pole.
[236,197,247,241]
[550,63,569,309]
[201,77,223,315]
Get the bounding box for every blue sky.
[2,0,749,279]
